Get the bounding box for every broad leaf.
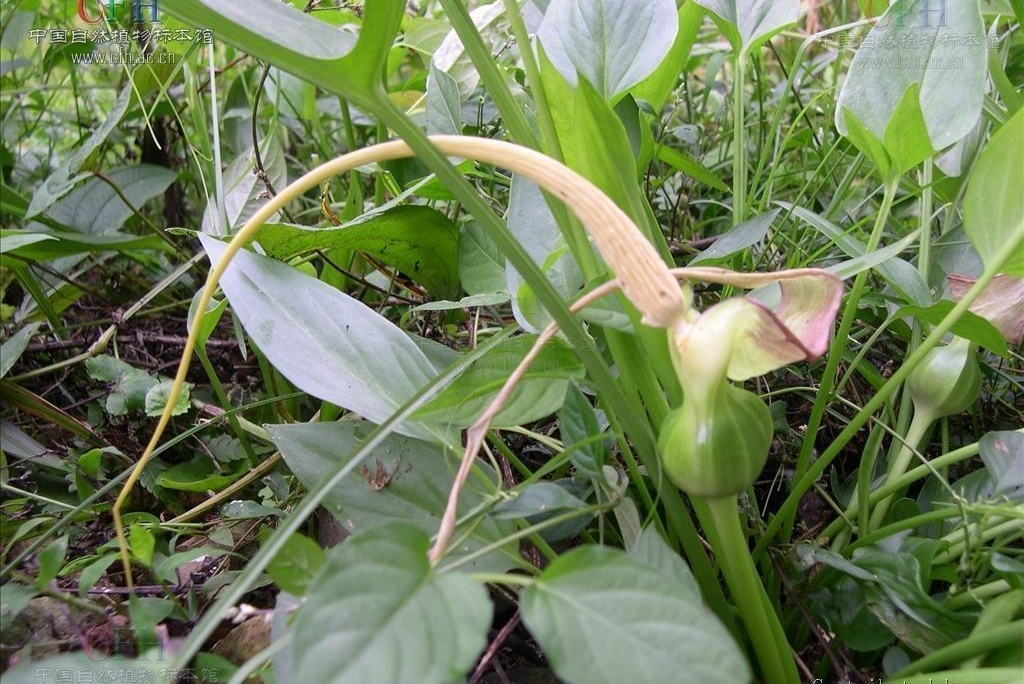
[894,301,1009,357]
[292,522,491,684]
[537,0,678,99]
[257,206,461,299]
[521,546,749,684]
[628,526,700,601]
[201,236,438,439]
[963,108,1024,277]
[426,64,462,136]
[979,431,1024,501]
[40,164,178,235]
[268,421,516,572]
[836,0,987,153]
[413,334,584,428]
[160,0,404,104]
[459,220,507,296]
[492,481,588,520]
[692,0,799,55]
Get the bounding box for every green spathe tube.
[658,383,773,498]
[906,335,981,420]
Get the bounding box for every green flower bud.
[657,384,773,498]
[906,336,981,420]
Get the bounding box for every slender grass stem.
[732,57,747,226]
[787,179,900,537]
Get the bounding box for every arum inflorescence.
[126,134,842,684]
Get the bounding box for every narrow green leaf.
[690,209,778,264]
[36,536,68,589]
[293,522,491,684]
[26,86,132,218]
[655,144,729,192]
[0,323,41,378]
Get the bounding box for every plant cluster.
[1,1,1022,683]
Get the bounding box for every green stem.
[732,56,747,226]
[891,621,1024,678]
[787,179,900,536]
[868,408,935,531]
[703,496,799,684]
[821,436,992,543]
[756,222,1022,557]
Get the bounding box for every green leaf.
[654,144,729,192]
[257,206,461,299]
[160,0,403,105]
[144,380,191,417]
[882,83,935,175]
[41,164,178,235]
[692,0,799,55]
[26,86,132,219]
[201,236,439,440]
[521,546,749,684]
[202,137,286,236]
[979,431,1024,501]
[492,482,588,520]
[782,202,931,305]
[505,175,584,331]
[36,535,68,588]
[558,382,609,477]
[632,3,705,113]
[628,526,700,601]
[690,209,778,264]
[537,0,679,100]
[129,525,156,568]
[293,522,491,684]
[0,229,169,261]
[268,421,516,572]
[413,335,584,428]
[0,322,41,378]
[894,301,1009,357]
[836,0,987,152]
[86,356,159,416]
[1,583,39,631]
[77,556,117,597]
[963,108,1024,277]
[426,63,462,136]
[266,531,325,596]
[459,220,507,296]
[155,454,251,492]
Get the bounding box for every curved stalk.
[113,135,686,586]
[868,408,935,530]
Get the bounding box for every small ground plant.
[1,1,1022,683]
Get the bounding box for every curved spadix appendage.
[113,136,684,586]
